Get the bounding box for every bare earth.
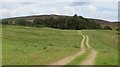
[50,31,97,65]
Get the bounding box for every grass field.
[2,25,82,65]
[2,25,118,65]
[82,30,118,65]
[0,24,2,66]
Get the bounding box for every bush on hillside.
[104,26,112,30]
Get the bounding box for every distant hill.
[3,14,70,20]
[2,14,119,29]
[88,18,119,29]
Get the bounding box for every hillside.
[2,14,119,29]
[89,18,119,29]
[3,14,70,20]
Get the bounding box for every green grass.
[84,35,87,48]
[2,25,82,65]
[0,24,2,66]
[82,30,118,65]
[2,25,118,65]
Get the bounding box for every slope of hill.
[3,14,70,20]
[2,14,119,29]
[88,18,119,29]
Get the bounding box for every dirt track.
[80,35,97,65]
[50,31,86,65]
[50,31,97,65]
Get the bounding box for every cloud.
[102,11,117,18]
[92,2,118,10]
[1,3,40,18]
[71,2,89,6]
[0,9,12,18]
[73,0,119,2]
[92,0,119,2]
[1,0,119,2]
[48,6,76,15]
[72,0,91,2]
[1,0,26,2]
[50,8,59,14]
[2,2,21,9]
[1,0,72,2]
[19,2,35,5]
[91,10,118,21]
[87,5,96,13]
[63,6,75,15]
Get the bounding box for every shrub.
[104,26,112,30]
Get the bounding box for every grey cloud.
[19,2,35,5]
[71,2,90,6]
[2,2,36,9]
[2,2,22,9]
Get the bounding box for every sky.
[1,0,119,22]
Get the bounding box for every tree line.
[1,14,113,30]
